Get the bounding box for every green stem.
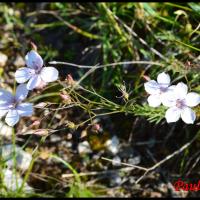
[28,92,60,103]
[50,154,81,184]
[11,128,18,195]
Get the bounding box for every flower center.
[8,99,18,109]
[176,99,185,109]
[159,86,167,93]
[32,61,42,74]
[35,66,42,74]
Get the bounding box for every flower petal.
[16,103,33,117]
[0,109,8,118]
[165,107,181,123]
[181,107,196,124]
[174,82,188,99]
[0,89,13,105]
[15,84,29,102]
[15,68,34,83]
[157,72,170,87]
[167,85,176,92]
[144,80,160,95]
[5,110,20,127]
[25,50,43,70]
[35,79,47,89]
[147,94,161,107]
[40,67,59,83]
[26,75,42,90]
[185,92,200,107]
[161,89,177,107]
[0,102,11,110]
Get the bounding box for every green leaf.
[188,3,200,14]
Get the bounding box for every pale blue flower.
[0,84,33,126]
[163,82,200,124]
[144,72,175,107]
[15,50,59,90]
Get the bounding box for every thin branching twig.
[101,130,200,184]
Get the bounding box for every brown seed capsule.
[80,130,88,138]
[66,121,76,130]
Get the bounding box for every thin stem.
[11,128,18,194]
[49,60,164,69]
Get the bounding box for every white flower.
[0,84,33,126]
[144,72,175,107]
[15,50,59,90]
[163,82,200,124]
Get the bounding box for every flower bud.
[34,102,48,108]
[30,41,37,51]
[65,74,75,86]
[91,123,101,133]
[143,75,150,81]
[34,129,49,136]
[60,92,71,104]
[29,120,40,128]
